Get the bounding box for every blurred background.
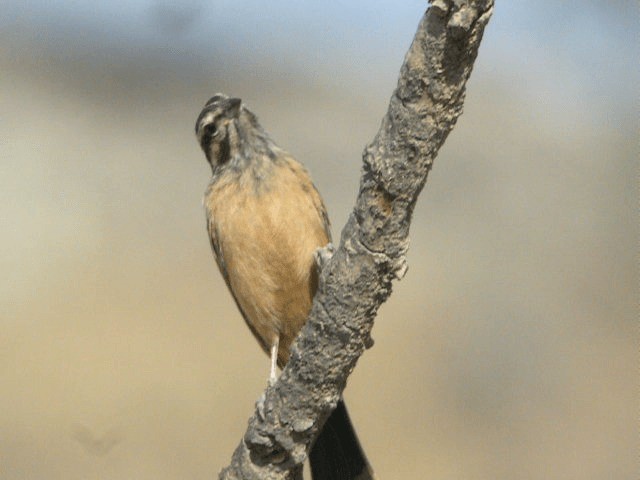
[1,1,636,479]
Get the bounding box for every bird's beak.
[226,97,242,117]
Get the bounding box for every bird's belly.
[206,172,329,365]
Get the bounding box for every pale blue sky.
[3,1,636,89]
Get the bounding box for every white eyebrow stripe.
[199,111,217,128]
[196,111,219,142]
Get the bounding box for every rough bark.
[219,1,494,478]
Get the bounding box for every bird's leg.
[269,337,279,386]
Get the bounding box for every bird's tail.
[309,400,375,480]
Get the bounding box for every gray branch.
[219,1,494,478]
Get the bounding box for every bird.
[195,93,374,480]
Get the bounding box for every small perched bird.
[195,94,374,480]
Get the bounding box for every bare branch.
[219,1,494,478]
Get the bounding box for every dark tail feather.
[309,400,375,480]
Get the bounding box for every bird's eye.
[205,123,219,137]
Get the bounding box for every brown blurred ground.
[0,10,636,480]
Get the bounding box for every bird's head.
[195,93,245,168]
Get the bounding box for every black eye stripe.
[201,133,212,155]
[195,109,211,135]
[205,123,218,136]
[198,121,219,155]
[195,109,220,136]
